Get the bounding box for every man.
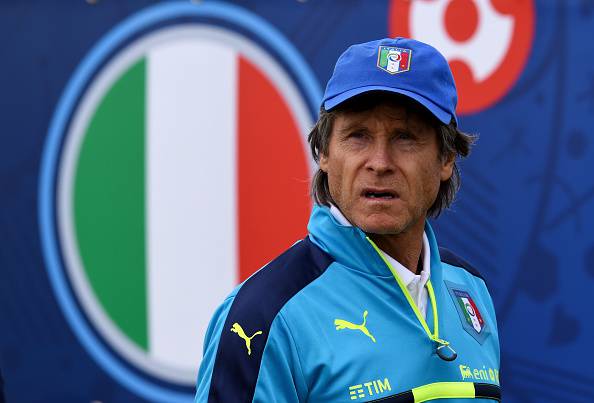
[196,37,500,402]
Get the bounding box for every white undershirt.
[329,205,431,319]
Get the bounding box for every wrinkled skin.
[319,102,454,270]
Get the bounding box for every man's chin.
[363,227,403,236]
[354,218,406,236]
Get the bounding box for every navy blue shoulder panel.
[439,247,486,284]
[208,236,334,403]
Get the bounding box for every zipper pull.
[434,337,457,362]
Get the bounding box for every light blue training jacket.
[196,205,501,402]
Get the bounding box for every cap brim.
[323,85,453,125]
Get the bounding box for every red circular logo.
[390,0,534,115]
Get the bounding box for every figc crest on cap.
[377,46,412,74]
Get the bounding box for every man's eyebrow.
[337,121,369,134]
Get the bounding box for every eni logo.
[459,364,500,383]
[335,310,376,342]
[231,323,263,356]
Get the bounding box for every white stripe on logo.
[461,297,482,332]
[146,40,237,370]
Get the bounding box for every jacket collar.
[307,204,443,283]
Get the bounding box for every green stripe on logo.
[457,297,471,325]
[74,58,148,350]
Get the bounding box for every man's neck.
[368,218,426,274]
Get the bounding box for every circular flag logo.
[390,0,534,114]
[39,3,321,401]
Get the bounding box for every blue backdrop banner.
[1,1,593,402]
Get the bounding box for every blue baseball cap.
[322,37,458,126]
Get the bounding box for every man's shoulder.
[205,237,334,399]
[221,236,335,339]
[438,246,487,284]
[236,236,334,310]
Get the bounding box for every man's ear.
[319,153,329,173]
[440,153,455,181]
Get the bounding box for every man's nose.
[365,143,394,174]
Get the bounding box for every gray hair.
[307,92,475,218]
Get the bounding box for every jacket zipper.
[366,237,457,361]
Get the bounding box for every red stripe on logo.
[237,56,311,282]
[399,51,409,70]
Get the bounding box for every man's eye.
[395,131,414,140]
[348,131,366,140]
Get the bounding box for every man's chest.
[281,272,500,402]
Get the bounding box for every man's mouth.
[362,189,397,199]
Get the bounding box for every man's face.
[319,101,454,235]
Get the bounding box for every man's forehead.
[333,92,437,125]
[334,100,434,131]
